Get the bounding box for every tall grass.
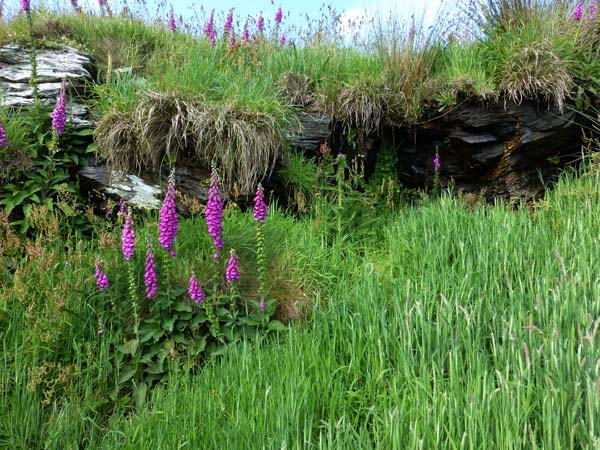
[2,161,599,448]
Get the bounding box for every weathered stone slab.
[0,43,95,127]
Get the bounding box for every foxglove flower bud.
[188,273,205,303]
[51,82,67,136]
[144,251,158,298]
[224,8,233,34]
[122,211,135,261]
[169,6,176,31]
[574,2,583,20]
[0,120,8,148]
[159,170,178,256]
[242,21,250,42]
[225,250,240,283]
[257,15,264,33]
[95,260,109,290]
[253,184,268,222]
[205,165,224,258]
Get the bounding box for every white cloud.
[338,0,448,41]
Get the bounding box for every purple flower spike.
[21,0,30,12]
[230,35,237,47]
[204,10,216,46]
[434,152,440,172]
[51,82,67,136]
[70,0,82,14]
[259,300,265,311]
[205,166,224,258]
[95,260,109,290]
[159,171,178,256]
[280,34,286,45]
[253,184,268,223]
[257,15,264,33]
[224,8,233,34]
[226,250,240,283]
[242,21,250,42]
[169,6,176,31]
[0,120,8,148]
[275,6,282,25]
[188,274,205,303]
[122,211,135,261]
[144,251,158,298]
[591,3,596,20]
[573,2,583,20]
[119,197,127,216]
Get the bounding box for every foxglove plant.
[591,3,596,20]
[257,15,264,34]
[274,7,282,25]
[169,6,176,31]
[574,2,583,20]
[121,210,138,334]
[119,197,126,216]
[51,82,67,136]
[204,10,216,46]
[254,184,268,309]
[205,165,224,259]
[22,0,38,102]
[188,273,205,303]
[224,8,233,35]
[95,260,109,290]
[241,21,250,42]
[0,120,7,147]
[70,0,81,14]
[159,170,178,256]
[280,34,286,45]
[144,250,158,299]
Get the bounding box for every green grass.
[2,162,599,448]
[2,2,600,447]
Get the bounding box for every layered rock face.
[392,100,585,199]
[0,43,95,128]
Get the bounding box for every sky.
[67,0,452,37]
[2,0,454,42]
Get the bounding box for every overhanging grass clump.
[96,91,294,194]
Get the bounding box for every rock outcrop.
[0,43,95,128]
[385,100,587,199]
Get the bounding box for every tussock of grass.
[96,91,292,194]
[279,72,316,108]
[499,40,573,110]
[336,78,387,134]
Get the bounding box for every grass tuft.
[96,91,293,194]
[499,39,573,110]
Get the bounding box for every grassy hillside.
[1,1,600,448]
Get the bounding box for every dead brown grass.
[95,91,288,194]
